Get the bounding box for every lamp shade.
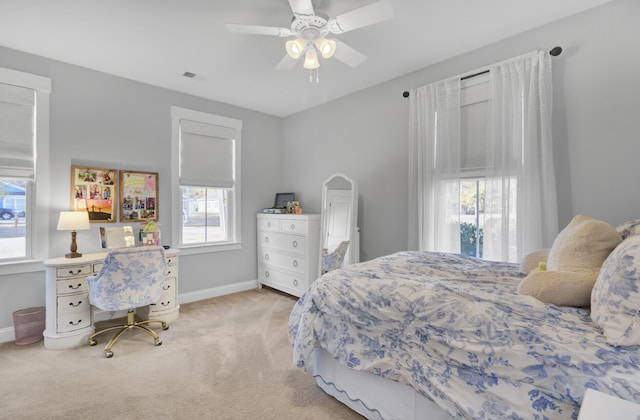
[314,38,336,59]
[57,211,90,231]
[285,38,306,60]
[303,48,320,70]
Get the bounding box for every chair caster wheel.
[155,338,162,346]
[162,324,169,331]
[105,350,114,358]
[89,339,97,346]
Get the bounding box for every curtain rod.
[402,46,563,98]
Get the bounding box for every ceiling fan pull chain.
[316,69,320,84]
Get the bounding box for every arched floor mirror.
[319,173,359,276]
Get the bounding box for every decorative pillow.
[591,235,640,346]
[518,215,621,307]
[616,218,640,240]
[520,248,550,275]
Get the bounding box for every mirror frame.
[319,173,358,276]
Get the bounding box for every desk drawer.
[56,264,92,278]
[57,277,88,295]
[57,293,91,315]
[57,311,91,333]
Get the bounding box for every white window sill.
[176,241,242,256]
[0,259,45,276]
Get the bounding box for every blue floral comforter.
[288,251,640,419]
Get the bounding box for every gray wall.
[0,46,283,330]
[282,0,640,262]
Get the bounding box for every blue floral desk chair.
[87,246,168,358]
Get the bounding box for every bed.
[288,228,640,420]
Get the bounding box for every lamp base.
[65,252,83,258]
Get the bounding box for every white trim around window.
[170,106,242,254]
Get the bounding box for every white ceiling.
[0,0,613,117]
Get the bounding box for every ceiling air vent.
[182,72,196,78]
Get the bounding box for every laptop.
[262,192,295,213]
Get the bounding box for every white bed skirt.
[312,348,452,420]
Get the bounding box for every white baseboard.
[0,280,260,344]
[0,326,15,344]
[178,280,258,304]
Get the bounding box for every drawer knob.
[68,300,83,308]
[68,268,83,275]
[264,237,270,243]
[265,254,269,261]
[161,301,171,306]
[292,240,298,248]
[292,260,298,268]
[68,283,83,290]
[163,285,171,291]
[290,224,295,229]
[265,271,270,278]
[68,319,82,326]
[293,279,299,287]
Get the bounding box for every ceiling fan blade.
[333,40,367,68]
[328,0,394,34]
[225,23,291,37]
[288,0,314,19]
[276,54,299,71]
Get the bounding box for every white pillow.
[591,235,640,346]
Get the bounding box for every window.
[0,67,50,266]
[409,51,557,263]
[171,106,241,252]
[458,74,488,259]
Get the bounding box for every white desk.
[43,249,179,350]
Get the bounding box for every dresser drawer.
[259,266,308,295]
[279,220,307,234]
[57,311,91,333]
[56,277,88,295]
[57,293,91,315]
[259,232,307,253]
[56,264,92,278]
[258,218,281,232]
[260,251,306,273]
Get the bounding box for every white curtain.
[408,50,558,262]
[408,77,461,253]
[483,51,558,262]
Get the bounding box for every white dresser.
[257,213,320,297]
[43,249,179,350]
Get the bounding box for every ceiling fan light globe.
[303,48,320,69]
[286,38,306,59]
[315,38,336,59]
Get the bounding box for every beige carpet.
[0,288,364,420]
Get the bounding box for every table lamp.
[57,211,90,258]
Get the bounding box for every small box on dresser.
[257,213,320,297]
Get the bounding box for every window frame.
[0,67,51,274]
[170,106,242,254]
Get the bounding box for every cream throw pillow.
[518,215,621,307]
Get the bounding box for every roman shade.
[179,119,236,188]
[0,82,36,180]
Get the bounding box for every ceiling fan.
[225,0,394,72]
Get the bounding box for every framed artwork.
[120,170,158,222]
[70,166,117,222]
